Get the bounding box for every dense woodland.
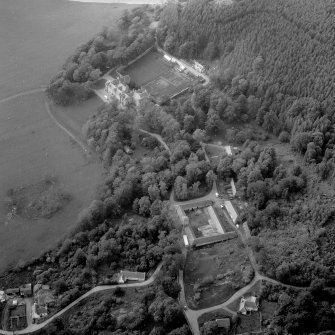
[158,0,335,183]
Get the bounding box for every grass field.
[184,240,252,309]
[123,50,192,101]
[0,0,137,100]
[0,0,136,273]
[0,93,103,272]
[186,208,211,238]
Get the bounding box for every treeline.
[47,6,156,105]
[158,0,335,183]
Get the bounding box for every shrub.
[279,131,290,143]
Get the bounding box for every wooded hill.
[158,0,335,182]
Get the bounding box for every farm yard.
[186,208,216,238]
[0,92,103,272]
[183,239,254,309]
[122,50,193,102]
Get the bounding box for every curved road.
[0,263,162,335]
[44,99,90,155]
[0,88,90,157]
[0,88,46,104]
[138,129,171,154]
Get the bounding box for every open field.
[50,96,103,141]
[123,51,192,101]
[184,240,252,309]
[186,208,212,238]
[237,313,261,333]
[0,93,103,272]
[0,0,136,273]
[204,144,226,166]
[0,0,137,100]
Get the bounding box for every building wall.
[230,179,236,196]
[193,231,237,247]
[224,201,238,223]
[207,206,224,234]
[180,199,213,211]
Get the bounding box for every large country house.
[105,73,150,108]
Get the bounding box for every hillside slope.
[158,0,335,181]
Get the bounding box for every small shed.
[6,288,20,296]
[20,283,32,297]
[117,270,146,284]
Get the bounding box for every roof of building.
[6,288,20,294]
[239,296,259,312]
[20,283,32,292]
[120,270,145,281]
[216,318,230,329]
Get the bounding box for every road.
[44,99,91,156]
[0,263,162,335]
[138,129,171,153]
[0,88,46,104]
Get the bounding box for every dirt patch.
[184,240,253,309]
[6,177,71,220]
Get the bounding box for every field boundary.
[44,99,90,156]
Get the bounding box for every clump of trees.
[47,7,155,105]
[36,286,190,335]
[260,282,335,334]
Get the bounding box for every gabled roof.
[239,296,259,313]
[6,288,20,294]
[120,270,145,281]
[20,283,32,292]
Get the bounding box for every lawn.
[184,239,253,309]
[198,309,233,328]
[0,0,137,273]
[0,93,103,272]
[123,50,192,101]
[237,313,261,333]
[204,144,226,166]
[186,208,211,238]
[50,95,103,142]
